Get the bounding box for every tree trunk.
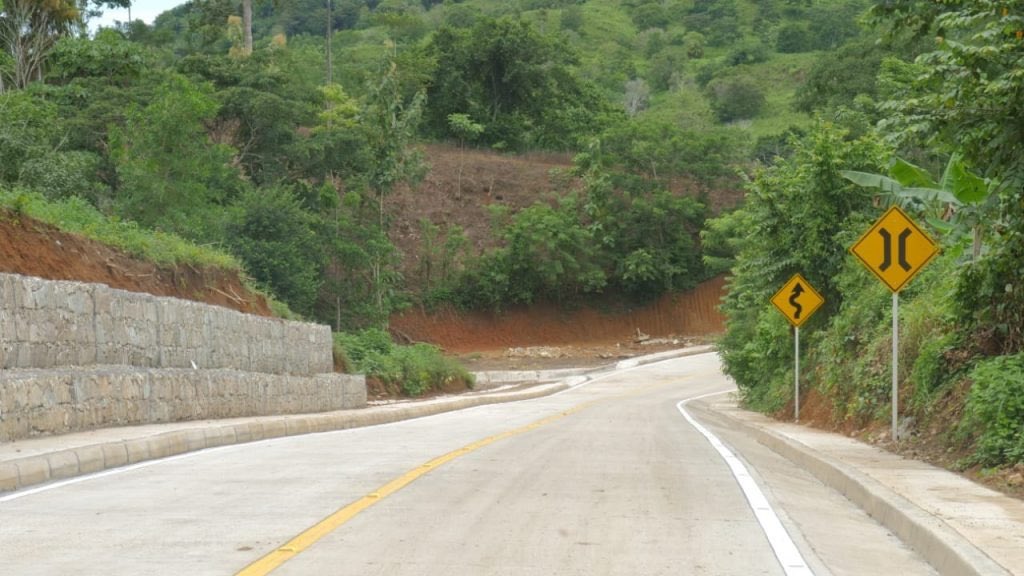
[242,0,253,55]
[325,0,333,84]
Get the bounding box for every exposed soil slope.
[387,144,743,287]
[393,276,725,353]
[0,146,728,366]
[391,276,725,371]
[387,145,581,288]
[0,212,272,316]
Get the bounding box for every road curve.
[0,354,935,575]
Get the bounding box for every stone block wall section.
[0,272,333,375]
[0,368,365,442]
[0,272,367,442]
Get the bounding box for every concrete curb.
[1,345,715,495]
[0,381,567,494]
[614,345,715,369]
[471,344,717,387]
[473,367,591,388]
[692,402,1011,576]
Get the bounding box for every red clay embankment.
[391,276,726,354]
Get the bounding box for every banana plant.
[841,155,999,259]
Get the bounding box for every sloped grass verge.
[0,186,239,269]
[335,328,474,397]
[0,186,296,317]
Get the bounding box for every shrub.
[683,31,706,59]
[388,344,474,397]
[225,186,324,316]
[456,197,606,309]
[684,0,741,47]
[334,329,474,397]
[793,41,884,113]
[0,91,59,184]
[18,150,109,205]
[806,0,865,51]
[332,339,351,373]
[775,23,812,54]
[712,123,889,413]
[647,52,680,92]
[726,39,769,66]
[707,77,766,122]
[909,334,954,409]
[630,3,668,29]
[961,353,1024,467]
[455,250,514,310]
[334,328,393,368]
[695,60,724,88]
[752,127,806,164]
[560,6,584,32]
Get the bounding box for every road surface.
[0,353,936,575]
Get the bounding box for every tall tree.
[361,48,424,321]
[109,73,243,240]
[324,0,331,84]
[241,0,252,55]
[424,16,607,150]
[0,0,79,90]
[75,0,131,32]
[871,0,1024,353]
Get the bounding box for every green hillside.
[2,0,875,326]
[5,0,1024,469]
[142,0,872,149]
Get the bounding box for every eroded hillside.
[0,212,272,317]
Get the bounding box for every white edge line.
[0,444,238,503]
[1,351,717,503]
[678,392,815,576]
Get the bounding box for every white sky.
[92,0,190,29]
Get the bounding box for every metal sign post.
[770,274,823,422]
[851,205,938,441]
[794,327,800,422]
[891,292,898,441]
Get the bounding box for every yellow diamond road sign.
[851,205,939,293]
[771,273,824,327]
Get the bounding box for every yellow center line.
[236,379,677,575]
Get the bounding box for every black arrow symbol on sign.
[878,227,913,272]
[789,282,804,319]
[879,228,892,271]
[898,228,912,271]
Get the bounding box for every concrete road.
[0,353,936,575]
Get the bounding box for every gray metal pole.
[892,291,899,441]
[795,326,800,422]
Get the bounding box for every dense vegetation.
[707,0,1024,471]
[1,0,866,331]
[334,328,473,396]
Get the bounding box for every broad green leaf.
[839,170,903,194]
[941,156,989,204]
[901,187,959,204]
[925,216,955,234]
[889,157,939,188]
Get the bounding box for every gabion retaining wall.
[0,273,366,441]
[0,273,333,375]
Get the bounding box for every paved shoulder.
[699,398,1023,576]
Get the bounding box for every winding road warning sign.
[770,273,824,328]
